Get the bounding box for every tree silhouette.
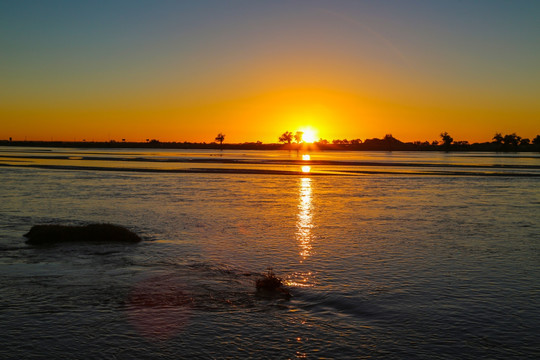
[215,133,225,149]
[440,132,453,148]
[294,131,304,144]
[278,131,293,144]
[492,133,503,144]
[384,134,395,151]
[533,135,540,145]
[503,133,520,149]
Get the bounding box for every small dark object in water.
[24,223,141,245]
[256,268,291,300]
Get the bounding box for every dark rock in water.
[24,224,141,245]
[256,269,291,300]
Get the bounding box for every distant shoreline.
[1,140,539,152]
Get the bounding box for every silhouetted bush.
[256,268,291,299]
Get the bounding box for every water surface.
[1,147,539,359]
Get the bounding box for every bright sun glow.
[299,128,317,143]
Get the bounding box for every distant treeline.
[2,132,539,151]
[309,132,540,152]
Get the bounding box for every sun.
[299,127,317,143]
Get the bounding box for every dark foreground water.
[1,147,539,359]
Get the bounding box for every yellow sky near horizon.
[3,84,538,144]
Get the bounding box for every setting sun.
[298,128,317,143]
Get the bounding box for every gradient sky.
[1,0,539,143]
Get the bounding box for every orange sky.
[2,1,539,143]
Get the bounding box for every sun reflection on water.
[296,177,313,262]
[285,271,314,288]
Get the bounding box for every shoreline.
[1,140,540,152]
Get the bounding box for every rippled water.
[1,147,539,359]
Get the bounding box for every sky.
[1,0,539,143]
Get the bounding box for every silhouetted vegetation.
[2,131,540,152]
[256,268,291,300]
[294,131,304,144]
[24,224,142,245]
[503,133,521,150]
[215,133,225,149]
[493,133,503,145]
[277,130,309,148]
[440,132,454,150]
[278,131,293,144]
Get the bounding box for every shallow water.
[1,147,539,359]
[1,146,539,176]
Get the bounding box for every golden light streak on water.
[301,165,311,173]
[296,177,313,262]
[285,271,315,288]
